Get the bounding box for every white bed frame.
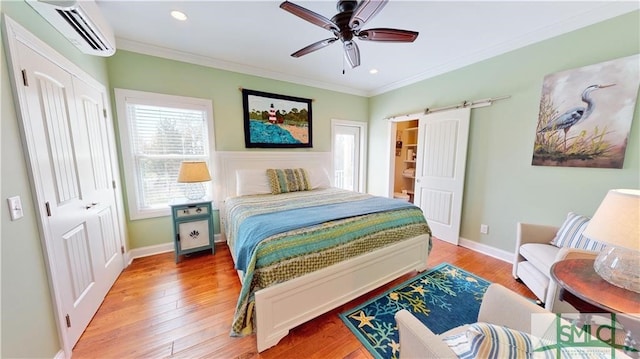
[216,151,430,352]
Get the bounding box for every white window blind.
[115,89,214,220]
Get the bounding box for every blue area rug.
[339,263,490,359]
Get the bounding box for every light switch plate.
[7,196,24,220]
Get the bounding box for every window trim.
[114,88,216,220]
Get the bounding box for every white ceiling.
[95,1,638,97]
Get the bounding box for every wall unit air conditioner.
[26,0,116,56]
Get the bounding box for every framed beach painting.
[242,89,312,148]
[532,54,639,168]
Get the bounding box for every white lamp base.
[184,183,205,200]
[594,246,640,293]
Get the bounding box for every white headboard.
[214,151,332,233]
[216,151,332,200]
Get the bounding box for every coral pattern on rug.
[339,263,490,359]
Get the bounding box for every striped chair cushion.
[550,212,606,251]
[443,322,595,359]
[266,168,311,194]
[444,323,533,358]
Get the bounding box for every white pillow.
[235,169,271,196]
[306,167,332,189]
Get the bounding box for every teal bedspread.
[234,196,417,272]
[224,188,432,336]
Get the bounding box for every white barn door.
[413,108,470,245]
[8,26,125,353]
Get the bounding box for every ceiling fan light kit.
[280,0,419,69]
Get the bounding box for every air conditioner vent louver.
[56,8,109,52]
[26,0,116,57]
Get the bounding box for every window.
[331,119,367,192]
[115,89,215,220]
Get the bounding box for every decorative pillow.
[266,168,311,194]
[443,322,605,359]
[550,212,606,251]
[443,323,534,358]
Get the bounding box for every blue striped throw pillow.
[444,323,533,359]
[443,322,598,359]
[550,212,606,251]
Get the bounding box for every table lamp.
[177,161,211,200]
[583,189,640,293]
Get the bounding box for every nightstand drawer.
[175,205,209,218]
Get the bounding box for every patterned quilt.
[224,188,432,336]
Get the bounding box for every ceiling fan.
[280,0,419,68]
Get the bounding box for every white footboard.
[255,234,430,352]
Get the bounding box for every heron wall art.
[532,54,639,169]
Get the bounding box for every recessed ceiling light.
[171,10,187,21]
[369,69,379,74]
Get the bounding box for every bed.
[216,152,432,352]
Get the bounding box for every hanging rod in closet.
[385,95,511,121]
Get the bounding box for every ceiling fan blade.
[349,0,388,31]
[358,28,419,42]
[280,1,339,32]
[343,41,360,68]
[291,37,339,58]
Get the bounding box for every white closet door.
[17,42,124,349]
[413,108,470,245]
[72,76,125,296]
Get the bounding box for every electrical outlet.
[480,224,489,234]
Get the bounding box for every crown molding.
[115,3,637,98]
[115,38,368,97]
[369,3,639,96]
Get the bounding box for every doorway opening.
[386,108,471,245]
[391,119,419,203]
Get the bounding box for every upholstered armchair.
[512,214,602,313]
[395,284,551,358]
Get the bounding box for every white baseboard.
[126,243,174,265]
[125,234,223,265]
[458,237,514,263]
[54,349,65,359]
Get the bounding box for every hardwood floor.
[72,238,535,358]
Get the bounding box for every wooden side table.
[551,258,640,356]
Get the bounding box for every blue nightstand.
[170,200,215,263]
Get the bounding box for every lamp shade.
[583,189,640,251]
[177,161,211,183]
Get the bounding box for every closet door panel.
[14,40,124,350]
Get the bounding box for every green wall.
[1,1,110,358]
[368,11,640,252]
[1,2,638,357]
[106,51,369,249]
